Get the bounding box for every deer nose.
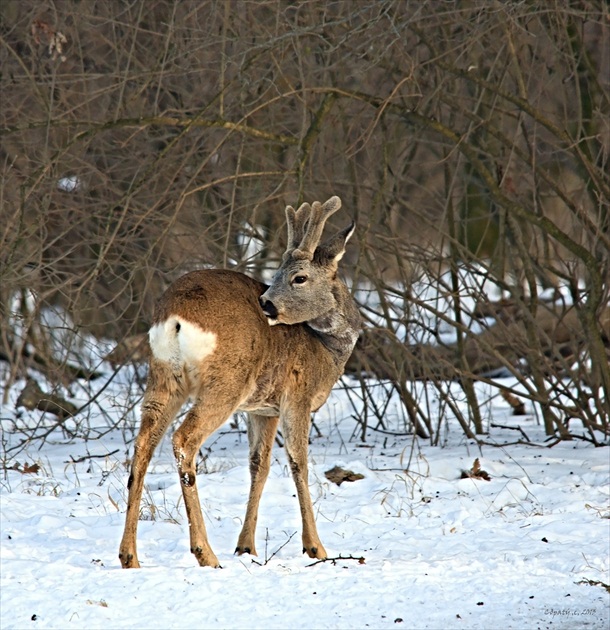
[259,296,278,319]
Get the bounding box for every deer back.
[148,268,349,416]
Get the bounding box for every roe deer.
[118,195,361,568]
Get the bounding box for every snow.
[1,369,609,630]
[57,176,81,192]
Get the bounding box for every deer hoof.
[119,552,140,569]
[303,545,327,559]
[234,545,254,556]
[191,546,221,568]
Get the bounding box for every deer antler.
[285,203,312,257]
[291,196,341,260]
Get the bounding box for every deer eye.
[293,275,308,285]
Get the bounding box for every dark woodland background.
[1,1,608,444]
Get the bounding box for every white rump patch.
[149,317,217,365]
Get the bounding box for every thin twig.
[67,449,120,464]
[251,531,297,566]
[306,554,366,568]
[490,422,530,442]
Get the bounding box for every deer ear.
[320,222,356,263]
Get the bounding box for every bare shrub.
[1,0,608,445]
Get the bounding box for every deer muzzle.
[259,296,280,325]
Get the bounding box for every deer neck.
[306,288,361,368]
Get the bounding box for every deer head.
[259,196,355,326]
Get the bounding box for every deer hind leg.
[171,395,242,568]
[235,414,279,556]
[281,410,327,560]
[119,363,187,569]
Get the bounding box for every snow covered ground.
[1,369,609,629]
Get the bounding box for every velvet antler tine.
[284,203,313,260]
[293,196,342,259]
[285,205,296,252]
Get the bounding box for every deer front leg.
[235,414,279,556]
[281,408,327,560]
[119,384,185,568]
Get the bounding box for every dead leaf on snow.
[460,458,491,481]
[325,465,364,486]
[10,462,41,475]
